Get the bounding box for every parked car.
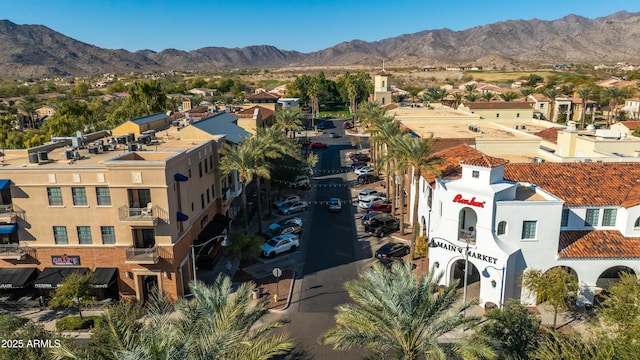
[366,217,401,237]
[309,142,328,149]
[344,121,354,129]
[354,166,375,176]
[357,174,379,184]
[266,217,303,237]
[279,200,309,215]
[351,161,368,169]
[367,202,392,213]
[329,132,339,138]
[361,212,395,226]
[328,198,342,212]
[260,234,300,257]
[358,189,385,201]
[273,194,300,208]
[350,153,370,162]
[374,242,410,260]
[358,195,387,210]
[291,175,310,188]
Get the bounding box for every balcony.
[0,204,17,223]
[125,245,159,264]
[458,228,476,244]
[0,243,26,260]
[118,204,169,226]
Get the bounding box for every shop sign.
[452,194,486,208]
[52,255,81,266]
[430,239,498,264]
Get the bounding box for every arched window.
[497,221,507,235]
[635,217,640,228]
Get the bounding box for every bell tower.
[374,62,392,105]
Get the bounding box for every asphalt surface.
[274,119,375,360]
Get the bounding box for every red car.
[309,142,328,149]
[367,202,392,213]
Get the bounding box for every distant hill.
[1,11,640,78]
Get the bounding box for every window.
[521,221,537,239]
[201,194,205,209]
[496,113,500,118]
[540,103,545,109]
[516,113,520,118]
[602,209,617,226]
[206,189,210,203]
[561,208,569,227]
[472,170,480,178]
[101,226,116,244]
[77,226,92,244]
[585,209,599,226]
[53,226,68,244]
[204,160,208,174]
[635,217,640,228]
[47,187,63,206]
[497,221,507,235]
[211,185,216,199]
[72,187,87,206]
[199,162,203,177]
[96,187,112,206]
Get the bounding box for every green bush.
[55,315,101,331]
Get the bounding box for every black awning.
[213,213,232,225]
[197,219,226,244]
[0,267,38,289]
[93,268,118,289]
[33,267,89,289]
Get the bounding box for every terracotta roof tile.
[534,127,563,143]
[559,230,640,258]
[235,105,274,119]
[461,154,509,168]
[422,144,488,183]
[504,162,640,207]
[431,138,476,153]
[246,92,280,101]
[618,121,640,130]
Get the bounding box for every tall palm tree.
[520,87,533,98]
[371,115,404,214]
[253,127,290,229]
[220,138,270,234]
[396,134,442,259]
[499,91,519,102]
[452,92,463,108]
[274,107,303,138]
[576,87,593,129]
[543,88,560,122]
[358,101,386,164]
[604,86,625,126]
[16,95,39,130]
[319,261,494,360]
[52,277,294,360]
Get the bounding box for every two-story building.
[413,144,640,308]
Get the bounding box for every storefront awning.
[33,267,89,289]
[0,224,17,235]
[197,219,226,244]
[0,180,11,189]
[93,268,118,289]
[0,267,38,289]
[213,213,232,225]
[177,211,189,222]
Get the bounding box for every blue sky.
[3,1,639,53]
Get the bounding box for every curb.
[270,270,295,313]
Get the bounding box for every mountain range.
[1,11,640,78]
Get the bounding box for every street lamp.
[482,265,505,308]
[191,234,231,282]
[428,236,473,316]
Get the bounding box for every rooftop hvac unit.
[128,143,138,152]
[533,157,545,164]
[117,135,128,144]
[65,149,74,160]
[514,125,519,130]
[28,152,39,164]
[38,151,49,162]
[88,146,99,154]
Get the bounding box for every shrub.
[55,315,101,331]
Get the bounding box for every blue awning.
[174,173,189,182]
[177,212,189,221]
[0,224,17,234]
[0,180,10,189]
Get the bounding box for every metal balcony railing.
[125,245,159,264]
[0,243,26,260]
[458,228,476,244]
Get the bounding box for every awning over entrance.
[197,215,229,244]
[33,267,90,289]
[213,213,232,226]
[93,268,118,289]
[0,224,18,234]
[0,180,11,189]
[0,267,38,289]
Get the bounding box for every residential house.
[458,102,534,120]
[234,105,275,134]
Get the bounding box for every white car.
[328,198,342,212]
[358,189,385,201]
[274,194,301,208]
[279,201,309,215]
[359,195,387,209]
[260,234,300,257]
[355,166,376,176]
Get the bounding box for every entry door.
[141,275,159,303]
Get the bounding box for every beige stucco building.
[0,113,248,302]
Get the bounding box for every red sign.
[453,194,485,208]
[52,255,81,266]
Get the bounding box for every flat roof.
[1,124,224,168]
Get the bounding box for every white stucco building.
[413,144,640,308]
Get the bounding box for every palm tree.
[253,127,290,229]
[452,92,463,108]
[481,91,495,102]
[274,107,303,138]
[604,87,625,126]
[427,87,448,103]
[396,134,442,259]
[499,91,519,102]
[52,277,294,360]
[220,138,270,234]
[520,87,533,98]
[16,95,39,130]
[463,92,480,102]
[319,261,494,360]
[543,88,560,122]
[358,101,386,164]
[464,83,478,93]
[370,115,404,214]
[576,87,593,129]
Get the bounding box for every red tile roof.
[504,162,640,207]
[559,230,640,258]
[618,121,640,130]
[423,144,490,183]
[246,92,280,101]
[534,127,563,143]
[236,105,274,119]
